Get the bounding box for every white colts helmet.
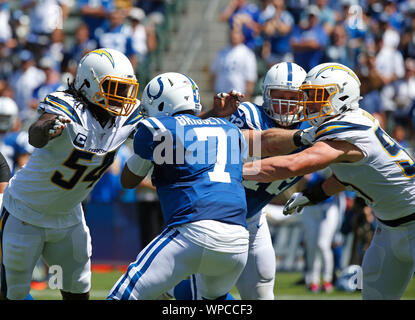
[297,62,361,127]
[0,97,18,132]
[74,48,139,117]
[141,72,202,118]
[262,62,307,127]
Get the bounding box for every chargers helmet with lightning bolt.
[74,48,139,117]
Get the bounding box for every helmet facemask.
[263,86,301,127]
[92,75,139,116]
[296,84,338,126]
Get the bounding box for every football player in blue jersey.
[0,97,33,175]
[169,62,312,300]
[229,62,309,299]
[107,72,250,300]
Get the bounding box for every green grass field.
[29,271,415,300]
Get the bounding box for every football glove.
[48,115,71,137]
[283,192,311,216]
[299,126,317,146]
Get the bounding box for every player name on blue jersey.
[138,115,246,167]
[133,113,248,228]
[175,115,228,126]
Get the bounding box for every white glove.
[299,126,317,146]
[283,192,311,215]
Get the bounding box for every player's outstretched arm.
[243,140,364,182]
[28,113,71,148]
[283,175,347,215]
[242,126,316,157]
[121,154,153,189]
[200,90,244,119]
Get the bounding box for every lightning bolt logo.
[315,65,360,83]
[88,49,115,68]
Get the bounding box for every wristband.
[293,130,304,147]
[302,181,330,204]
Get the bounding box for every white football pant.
[362,220,415,299]
[236,211,275,299]
[0,209,91,299]
[108,228,248,300]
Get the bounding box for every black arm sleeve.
[0,152,11,183]
[302,180,331,204]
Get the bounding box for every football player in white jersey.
[0,48,141,300]
[243,62,415,300]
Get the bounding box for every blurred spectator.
[43,28,66,71]
[300,171,343,293]
[343,3,373,69]
[0,96,33,175]
[285,0,310,24]
[0,80,15,98]
[78,0,115,36]
[9,50,46,124]
[375,28,405,112]
[129,7,157,65]
[220,0,262,51]
[261,0,294,66]
[210,27,257,101]
[357,52,387,129]
[394,58,415,125]
[0,0,17,48]
[135,0,166,17]
[64,22,97,68]
[401,9,415,59]
[349,198,376,266]
[0,2,15,80]
[30,56,64,114]
[95,8,137,67]
[325,23,354,66]
[257,0,274,23]
[384,0,404,32]
[315,0,337,36]
[392,124,409,149]
[290,5,329,71]
[364,0,384,21]
[24,0,71,61]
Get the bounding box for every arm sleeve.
[133,120,158,161]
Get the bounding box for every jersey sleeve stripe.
[140,118,168,137]
[315,121,371,140]
[250,104,262,131]
[238,103,261,130]
[44,95,82,124]
[124,108,143,126]
[149,117,167,132]
[140,119,157,135]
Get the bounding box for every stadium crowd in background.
[0,0,415,297]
